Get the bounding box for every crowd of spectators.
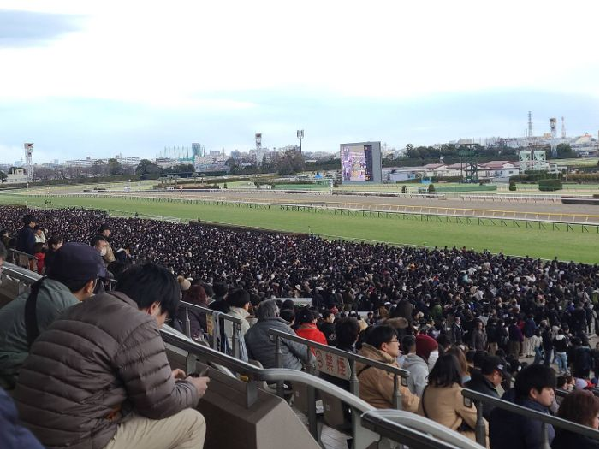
[2,204,599,449]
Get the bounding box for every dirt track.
[97,189,599,224]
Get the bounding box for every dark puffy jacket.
[490,396,555,449]
[0,388,44,449]
[14,291,200,449]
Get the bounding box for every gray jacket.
[402,353,429,397]
[0,278,79,385]
[245,317,311,370]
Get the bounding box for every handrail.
[160,328,375,416]
[461,388,599,448]
[1,262,42,284]
[361,410,482,449]
[268,328,408,411]
[161,329,476,449]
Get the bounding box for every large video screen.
[341,144,374,182]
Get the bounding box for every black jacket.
[490,396,555,449]
[552,430,599,449]
[16,226,35,256]
[465,372,499,421]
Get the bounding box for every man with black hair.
[466,355,507,420]
[14,262,209,449]
[318,310,337,346]
[295,307,327,346]
[490,364,556,449]
[356,325,419,411]
[15,214,36,257]
[0,242,104,389]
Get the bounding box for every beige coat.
[357,344,419,412]
[418,383,489,444]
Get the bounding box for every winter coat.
[356,343,419,411]
[465,371,499,420]
[490,397,555,449]
[14,291,200,449]
[296,324,328,346]
[0,388,44,449]
[401,353,429,397]
[16,226,35,256]
[418,383,488,443]
[552,430,599,449]
[223,306,251,361]
[0,278,79,385]
[471,329,488,351]
[245,317,311,369]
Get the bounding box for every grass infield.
[1,193,598,263]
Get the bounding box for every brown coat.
[356,344,419,412]
[14,291,200,449]
[418,383,489,443]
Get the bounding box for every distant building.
[5,167,28,184]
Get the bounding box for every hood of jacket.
[402,353,428,370]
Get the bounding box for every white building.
[5,167,28,184]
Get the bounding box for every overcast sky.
[1,0,598,164]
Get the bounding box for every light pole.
[297,129,304,153]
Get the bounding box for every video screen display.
[341,144,373,182]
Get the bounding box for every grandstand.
[2,205,599,449]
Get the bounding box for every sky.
[1,0,598,164]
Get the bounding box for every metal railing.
[161,328,479,449]
[178,301,243,359]
[268,328,409,411]
[461,388,599,449]
[0,262,41,298]
[7,248,38,267]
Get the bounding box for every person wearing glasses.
[356,325,419,411]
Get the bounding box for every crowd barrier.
[461,388,599,448]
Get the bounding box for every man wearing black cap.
[465,355,507,420]
[0,242,105,389]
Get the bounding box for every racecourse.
[1,188,599,263]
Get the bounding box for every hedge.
[538,179,563,191]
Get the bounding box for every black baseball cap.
[47,242,107,283]
[481,355,510,377]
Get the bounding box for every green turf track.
[1,194,598,263]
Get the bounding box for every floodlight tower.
[527,111,533,138]
[24,143,34,182]
[550,118,557,157]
